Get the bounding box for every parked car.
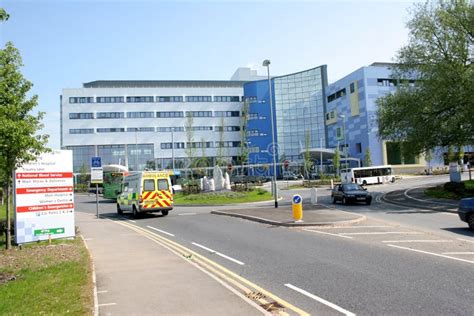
[458,197,474,230]
[331,183,372,205]
[282,172,302,180]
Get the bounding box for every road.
[76,175,474,315]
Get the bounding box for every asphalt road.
[75,175,474,315]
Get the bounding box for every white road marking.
[146,226,175,237]
[285,283,356,316]
[129,220,137,223]
[442,252,474,255]
[98,303,117,307]
[387,244,474,264]
[340,232,422,236]
[191,242,245,265]
[97,290,108,294]
[458,238,474,243]
[178,213,197,216]
[404,188,458,206]
[303,229,353,239]
[316,226,390,229]
[382,240,452,243]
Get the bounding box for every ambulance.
[117,171,173,218]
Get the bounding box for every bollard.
[310,188,317,205]
[292,194,303,222]
[330,179,334,189]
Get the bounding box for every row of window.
[327,88,346,103]
[69,126,240,134]
[160,141,241,149]
[69,95,242,104]
[69,111,242,119]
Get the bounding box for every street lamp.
[338,114,347,168]
[171,127,175,171]
[263,59,278,208]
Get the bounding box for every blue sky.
[1,0,416,149]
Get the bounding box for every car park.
[458,197,474,230]
[331,183,372,205]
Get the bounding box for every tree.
[377,0,474,156]
[0,9,50,249]
[333,147,341,175]
[185,114,196,172]
[238,100,250,176]
[364,147,372,167]
[216,116,226,166]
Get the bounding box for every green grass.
[0,238,93,315]
[464,180,474,190]
[424,180,474,200]
[174,188,272,205]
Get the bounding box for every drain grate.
[260,301,285,312]
[245,291,267,300]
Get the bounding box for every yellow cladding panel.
[325,109,338,125]
[350,81,360,117]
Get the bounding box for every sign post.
[14,150,75,244]
[91,157,103,218]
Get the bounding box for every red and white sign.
[14,150,75,244]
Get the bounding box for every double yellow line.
[111,218,309,316]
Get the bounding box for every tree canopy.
[377,0,473,155]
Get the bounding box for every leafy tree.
[333,147,341,175]
[364,147,372,167]
[215,116,226,167]
[185,114,196,171]
[447,145,456,162]
[0,9,50,249]
[377,0,474,156]
[238,100,249,176]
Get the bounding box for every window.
[327,88,346,103]
[161,143,172,149]
[143,179,155,191]
[126,96,154,103]
[69,113,94,119]
[185,111,212,117]
[185,96,212,102]
[216,126,240,132]
[69,129,94,134]
[157,127,185,132]
[158,96,183,102]
[174,142,185,149]
[96,96,124,103]
[127,112,154,118]
[214,111,240,117]
[350,83,355,94]
[127,127,155,132]
[156,111,184,118]
[96,112,124,119]
[186,126,213,131]
[330,111,335,119]
[356,142,362,153]
[336,127,342,139]
[69,97,94,104]
[97,128,125,133]
[214,96,240,102]
[243,96,257,102]
[325,113,330,120]
[187,142,213,148]
[215,141,240,148]
[158,179,169,191]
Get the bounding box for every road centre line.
[285,283,356,316]
[387,244,474,264]
[146,226,175,237]
[303,229,353,239]
[340,232,422,236]
[404,187,459,206]
[317,225,390,229]
[442,252,474,255]
[382,240,452,243]
[191,242,245,266]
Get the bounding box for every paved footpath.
[76,211,264,316]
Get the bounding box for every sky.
[1,0,417,150]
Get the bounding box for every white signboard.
[91,167,103,184]
[14,150,75,244]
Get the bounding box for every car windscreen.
[343,184,362,191]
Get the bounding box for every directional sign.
[91,157,102,168]
[292,194,302,204]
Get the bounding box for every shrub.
[443,182,465,195]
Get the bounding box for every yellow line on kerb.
[113,219,309,316]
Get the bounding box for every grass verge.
[174,188,272,205]
[0,237,93,315]
[424,180,474,200]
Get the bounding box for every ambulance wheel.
[132,206,139,218]
[117,204,123,215]
[161,210,169,216]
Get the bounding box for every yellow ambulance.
[117,171,173,218]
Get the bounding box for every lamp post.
[338,114,347,168]
[171,127,175,170]
[263,59,278,208]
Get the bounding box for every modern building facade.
[244,66,328,175]
[61,80,245,172]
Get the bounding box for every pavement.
[212,204,365,226]
[76,211,264,316]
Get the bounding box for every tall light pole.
[171,127,175,170]
[338,114,347,169]
[263,59,278,208]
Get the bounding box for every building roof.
[83,80,247,88]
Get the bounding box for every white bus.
[341,165,395,185]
